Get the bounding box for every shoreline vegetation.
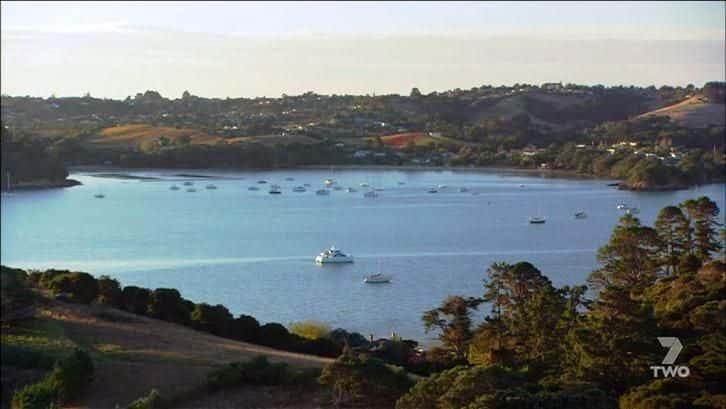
[2,82,724,193]
[2,197,724,408]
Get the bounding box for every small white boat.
[427,188,438,194]
[575,212,587,219]
[183,181,194,186]
[94,194,105,199]
[169,185,180,191]
[315,246,354,264]
[205,184,217,190]
[324,179,335,186]
[529,217,546,224]
[346,187,357,193]
[248,186,260,191]
[269,185,282,194]
[616,203,627,210]
[364,273,391,284]
[316,189,330,196]
[363,190,378,198]
[459,187,469,193]
[359,183,369,188]
[292,186,306,192]
[438,184,447,189]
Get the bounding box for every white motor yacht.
[616,203,628,210]
[364,273,391,284]
[529,216,546,224]
[315,246,354,264]
[359,182,370,187]
[324,179,335,186]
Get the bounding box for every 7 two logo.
[650,337,690,378]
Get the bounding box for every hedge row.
[28,269,354,359]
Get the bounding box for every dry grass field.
[2,299,332,409]
[637,95,725,128]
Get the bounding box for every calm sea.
[2,168,723,342]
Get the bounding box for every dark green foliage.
[47,272,99,304]
[1,127,69,186]
[11,349,94,409]
[147,288,190,324]
[206,356,316,392]
[11,380,59,409]
[319,351,413,408]
[228,314,260,343]
[120,286,151,315]
[96,275,122,307]
[1,265,35,312]
[422,295,482,360]
[258,322,292,349]
[190,303,232,336]
[327,328,370,348]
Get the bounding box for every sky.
[1,1,724,98]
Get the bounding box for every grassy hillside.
[637,95,725,128]
[2,298,331,408]
[89,124,224,148]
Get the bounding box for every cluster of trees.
[390,196,724,408]
[0,126,70,188]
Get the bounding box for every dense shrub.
[327,328,370,348]
[258,323,292,349]
[96,275,122,307]
[319,352,413,408]
[148,288,190,324]
[11,379,59,409]
[293,337,342,358]
[11,349,94,409]
[1,265,35,312]
[120,286,151,315]
[190,303,232,336]
[228,314,260,343]
[47,272,99,304]
[206,356,317,392]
